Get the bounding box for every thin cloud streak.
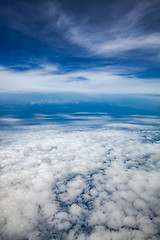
[0,64,160,94]
[0,0,160,58]
[65,1,160,56]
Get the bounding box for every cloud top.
[0,123,160,239]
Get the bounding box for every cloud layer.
[0,64,160,94]
[0,0,160,94]
[0,122,160,239]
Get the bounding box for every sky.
[0,0,160,95]
[0,1,160,240]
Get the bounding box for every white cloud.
[1,0,160,59]
[64,1,160,57]
[0,122,160,239]
[66,26,160,56]
[0,1,160,94]
[0,118,21,124]
[0,64,160,94]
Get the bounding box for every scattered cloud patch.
[0,123,160,239]
[1,114,160,129]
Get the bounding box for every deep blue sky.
[0,0,160,96]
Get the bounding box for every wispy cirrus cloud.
[64,1,160,56]
[0,0,160,58]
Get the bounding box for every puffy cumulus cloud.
[0,124,160,240]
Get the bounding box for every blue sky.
[0,2,160,239]
[0,0,160,95]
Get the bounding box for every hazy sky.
[0,0,160,94]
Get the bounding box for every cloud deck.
[0,124,160,240]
